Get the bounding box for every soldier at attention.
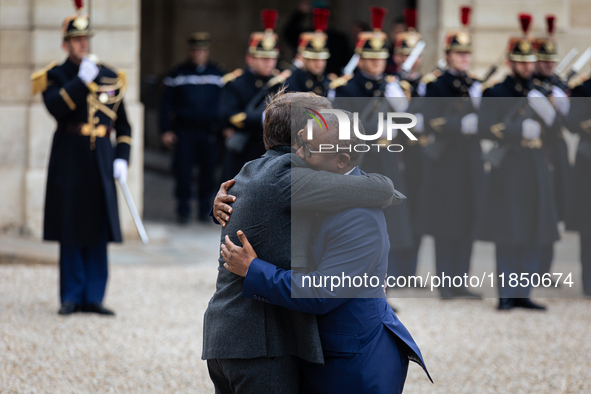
[30,2,131,316]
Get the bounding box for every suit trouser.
[539,244,554,275]
[581,230,591,296]
[59,231,108,306]
[173,130,218,219]
[207,356,299,394]
[434,238,473,287]
[496,244,541,298]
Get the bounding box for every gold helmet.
[355,6,389,59]
[248,9,280,58]
[444,6,472,53]
[394,8,421,55]
[507,14,537,62]
[62,0,91,40]
[533,15,559,61]
[188,32,211,49]
[298,8,330,60]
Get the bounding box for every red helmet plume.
[461,6,471,28]
[313,8,330,32]
[74,0,84,11]
[404,8,417,30]
[546,15,555,35]
[519,13,532,35]
[261,9,278,31]
[370,6,387,32]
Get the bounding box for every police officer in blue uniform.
[478,14,558,310]
[418,6,483,299]
[31,10,131,315]
[284,8,331,97]
[531,16,572,276]
[566,74,591,296]
[160,33,225,223]
[219,9,282,180]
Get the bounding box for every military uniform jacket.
[477,75,559,246]
[284,67,330,96]
[532,73,572,221]
[334,71,415,250]
[416,70,484,241]
[219,68,273,162]
[160,61,224,133]
[39,58,131,245]
[566,77,591,233]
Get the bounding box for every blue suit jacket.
[243,167,432,393]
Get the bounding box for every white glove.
[78,57,99,83]
[113,159,128,183]
[552,86,570,116]
[468,81,482,110]
[527,89,556,127]
[413,113,424,134]
[461,113,478,135]
[522,119,541,140]
[385,81,409,112]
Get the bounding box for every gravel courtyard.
[1,260,590,393]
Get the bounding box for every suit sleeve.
[242,210,385,314]
[291,165,398,211]
[114,99,132,162]
[42,70,90,121]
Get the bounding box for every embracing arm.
[290,155,403,211]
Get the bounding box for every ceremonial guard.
[417,7,483,299]
[160,33,225,223]
[30,1,131,315]
[332,7,418,284]
[532,16,572,275]
[566,74,591,296]
[478,14,559,310]
[284,8,331,96]
[219,9,284,180]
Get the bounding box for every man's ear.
[61,41,68,53]
[336,153,351,169]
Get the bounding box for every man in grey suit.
[203,90,401,393]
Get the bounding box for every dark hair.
[263,88,332,150]
[323,109,364,165]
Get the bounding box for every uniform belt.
[59,123,112,138]
[521,138,542,149]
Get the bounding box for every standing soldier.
[30,2,131,315]
[160,33,225,223]
[417,6,483,299]
[566,74,591,296]
[220,9,282,180]
[478,14,559,310]
[332,6,418,288]
[284,8,331,96]
[532,15,572,275]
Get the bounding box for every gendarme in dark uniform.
[284,8,331,97]
[566,74,591,296]
[417,6,483,299]
[477,15,558,310]
[31,11,131,316]
[219,10,284,180]
[160,33,225,222]
[531,16,572,276]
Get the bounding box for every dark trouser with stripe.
[388,243,420,279]
[59,229,108,306]
[207,356,299,394]
[496,244,541,298]
[581,230,591,296]
[174,130,218,220]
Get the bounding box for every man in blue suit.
[221,112,431,393]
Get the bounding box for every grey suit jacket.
[202,146,401,364]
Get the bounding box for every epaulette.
[481,78,500,92]
[267,69,293,87]
[31,61,57,95]
[221,69,243,85]
[569,74,589,90]
[467,71,480,82]
[328,74,353,90]
[399,80,412,97]
[385,75,398,83]
[421,69,441,85]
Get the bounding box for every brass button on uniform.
[306,80,313,89]
[314,86,322,95]
[255,80,263,88]
[93,116,100,124]
[454,79,461,88]
[99,92,109,103]
[365,81,373,90]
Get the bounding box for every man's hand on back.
[214,179,236,227]
[221,231,258,277]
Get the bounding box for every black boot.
[513,298,546,311]
[81,303,115,316]
[58,302,79,315]
[497,298,514,311]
